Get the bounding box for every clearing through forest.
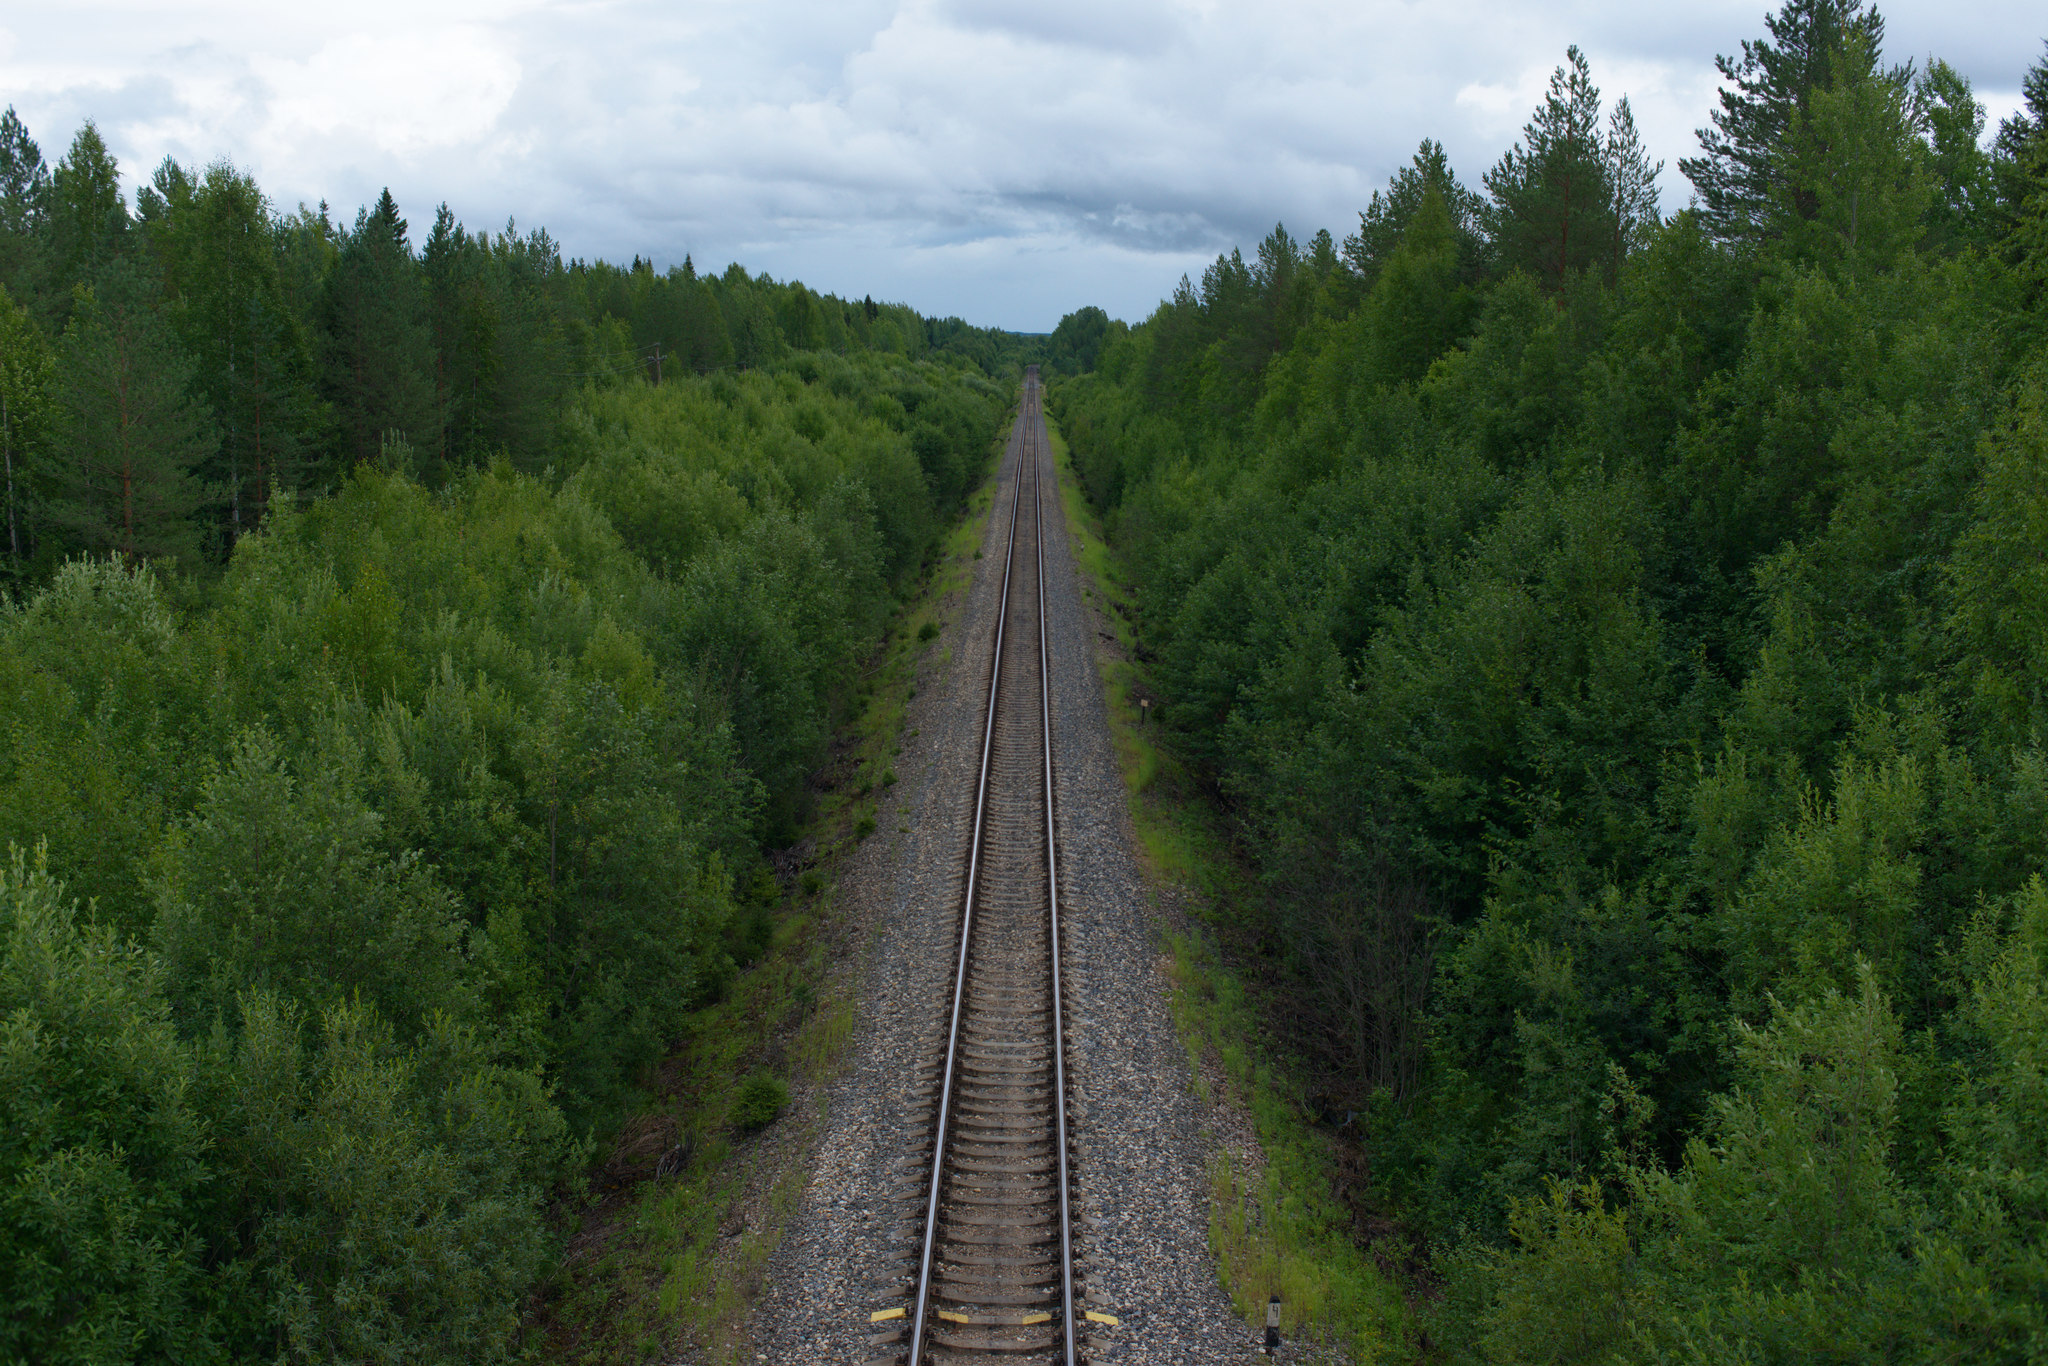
[739,373,1251,1364]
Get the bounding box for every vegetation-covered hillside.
[1056,3,2048,1357]
[0,113,1013,1363]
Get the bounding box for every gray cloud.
[0,1,2038,329]
[937,0,1187,57]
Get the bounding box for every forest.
[1053,1,2048,1358]
[0,109,1017,1362]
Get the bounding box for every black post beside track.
[905,369,1077,1366]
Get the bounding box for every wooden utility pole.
[652,341,662,385]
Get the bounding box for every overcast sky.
[1,2,2039,330]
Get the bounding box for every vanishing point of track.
[887,368,1080,1365]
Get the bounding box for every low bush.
[730,1073,790,1131]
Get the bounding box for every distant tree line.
[0,115,1015,1363]
[0,109,1023,578]
[1056,3,2048,1356]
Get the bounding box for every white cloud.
[1456,72,1547,139]
[0,1,2038,328]
[253,30,521,158]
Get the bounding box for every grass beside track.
[1045,414,1416,1364]
[527,429,1008,1365]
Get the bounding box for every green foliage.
[147,160,321,536]
[0,845,212,1366]
[1773,32,1933,273]
[0,282,53,567]
[1471,1180,1636,1365]
[0,107,49,304]
[319,190,436,468]
[0,104,1031,573]
[729,1072,789,1131]
[1049,406,1416,1355]
[50,265,213,565]
[1055,4,2048,1349]
[2002,54,2048,308]
[1344,139,1489,293]
[1682,0,1888,243]
[1357,183,1475,387]
[150,725,473,1037]
[0,84,1023,1360]
[1483,47,1621,287]
[1918,60,1995,252]
[0,184,1006,1351]
[1042,304,1116,376]
[1921,879,2048,1355]
[1946,369,2048,741]
[1453,967,1919,1362]
[202,993,566,1365]
[46,122,124,288]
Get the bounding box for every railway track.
[876,368,1082,1365]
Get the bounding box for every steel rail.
[1033,382,1079,1366]
[913,378,1040,1366]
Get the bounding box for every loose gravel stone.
[741,398,1254,1364]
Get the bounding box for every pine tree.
[275,200,339,332]
[229,285,319,523]
[0,109,44,232]
[1307,227,1339,280]
[1484,46,1617,288]
[1342,139,1486,284]
[0,285,54,566]
[46,122,127,291]
[1774,32,1932,272]
[779,282,824,351]
[0,108,48,305]
[677,277,734,373]
[478,221,567,469]
[1361,183,1473,387]
[421,202,482,469]
[132,153,193,231]
[1991,44,2048,292]
[716,276,783,369]
[1253,223,1307,358]
[1917,60,1992,253]
[319,189,435,468]
[49,265,213,564]
[153,162,320,540]
[1198,246,1264,421]
[421,211,567,472]
[1606,97,1665,277]
[1680,0,1887,243]
[1990,43,2048,217]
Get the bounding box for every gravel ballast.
[741,404,1253,1364]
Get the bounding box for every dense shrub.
[731,1072,791,1131]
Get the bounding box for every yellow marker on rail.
[1020,1313,1052,1325]
[869,1307,905,1323]
[937,1310,971,1324]
[1085,1311,1121,1326]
